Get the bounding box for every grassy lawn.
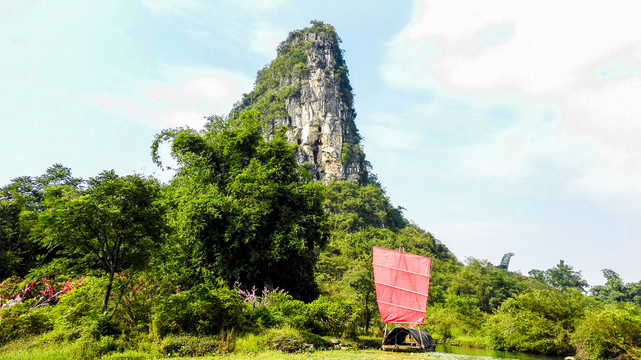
[177,350,487,360]
[0,334,492,360]
[0,348,490,360]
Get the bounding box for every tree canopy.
[154,111,328,301]
[591,269,641,305]
[32,171,166,311]
[529,260,589,292]
[0,164,83,279]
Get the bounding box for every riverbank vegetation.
[3,112,641,360]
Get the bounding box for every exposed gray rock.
[279,31,363,182]
[234,24,366,183]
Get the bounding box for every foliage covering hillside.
[230,21,354,122]
[2,22,641,360]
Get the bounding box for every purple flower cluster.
[234,281,288,309]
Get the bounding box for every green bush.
[68,335,123,360]
[263,327,307,353]
[572,302,641,360]
[151,279,245,337]
[424,304,460,343]
[261,326,328,353]
[47,276,105,340]
[0,303,53,345]
[108,274,168,332]
[486,288,588,355]
[487,306,568,354]
[159,334,220,356]
[253,290,306,329]
[303,296,359,338]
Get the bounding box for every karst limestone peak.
[231,21,367,183]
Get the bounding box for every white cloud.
[231,0,290,15]
[89,67,253,129]
[139,0,203,14]
[249,22,288,59]
[390,0,641,97]
[381,0,641,204]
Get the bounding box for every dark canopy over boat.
[382,327,436,352]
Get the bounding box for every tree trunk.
[103,270,115,313]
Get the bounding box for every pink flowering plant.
[0,276,82,312]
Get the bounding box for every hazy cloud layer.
[90,67,253,128]
[380,0,641,204]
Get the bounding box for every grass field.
[0,333,521,360]
[171,350,488,360]
[0,346,491,360]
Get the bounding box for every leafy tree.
[345,258,377,333]
[447,258,526,313]
[487,288,591,355]
[1,164,83,210]
[323,180,406,232]
[32,171,166,311]
[591,269,641,305]
[528,260,589,292]
[154,111,328,301]
[0,200,26,279]
[0,164,83,279]
[572,302,641,360]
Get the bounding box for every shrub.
[424,294,487,344]
[0,277,22,304]
[0,276,82,311]
[487,306,568,354]
[159,334,220,356]
[151,279,245,337]
[267,291,307,328]
[47,276,105,340]
[68,335,123,360]
[424,304,458,343]
[303,296,359,338]
[0,303,53,345]
[263,327,307,353]
[236,282,306,329]
[487,289,591,355]
[486,288,589,355]
[572,302,641,360]
[261,326,328,353]
[0,276,100,347]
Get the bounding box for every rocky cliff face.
[231,22,367,183]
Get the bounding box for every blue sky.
[2,0,641,287]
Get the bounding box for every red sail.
[373,246,431,325]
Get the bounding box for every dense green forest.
[2,22,641,360]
